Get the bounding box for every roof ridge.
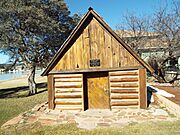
[41,8,154,76]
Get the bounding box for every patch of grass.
[0,76,47,127]
[2,121,180,135]
[119,120,180,135]
[0,76,180,135]
[0,91,47,127]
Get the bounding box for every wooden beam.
[111,101,138,106]
[54,74,82,78]
[55,93,82,98]
[111,106,138,109]
[111,94,138,99]
[55,88,82,93]
[55,105,82,110]
[55,82,82,88]
[49,66,143,74]
[110,82,138,87]
[109,70,138,76]
[111,89,138,93]
[55,101,82,105]
[54,78,82,82]
[48,74,55,109]
[139,68,147,109]
[110,77,138,82]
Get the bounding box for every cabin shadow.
[0,82,47,98]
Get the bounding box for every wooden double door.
[84,72,110,110]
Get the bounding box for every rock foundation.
[1,102,178,130]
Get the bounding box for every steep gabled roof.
[42,7,154,76]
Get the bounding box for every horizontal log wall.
[54,74,83,111]
[109,70,140,109]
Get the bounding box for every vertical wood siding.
[54,74,84,110]
[52,18,140,72]
[48,75,55,109]
[138,68,147,108]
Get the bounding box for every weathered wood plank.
[55,100,82,105]
[75,34,83,69]
[121,47,128,66]
[55,78,82,82]
[139,68,147,109]
[110,98,139,102]
[50,67,142,74]
[55,92,82,96]
[48,75,55,109]
[53,74,82,78]
[104,31,112,68]
[89,19,97,59]
[55,105,82,110]
[93,19,99,59]
[111,38,119,67]
[109,70,138,76]
[55,82,82,86]
[109,77,138,82]
[55,94,82,98]
[55,98,82,102]
[111,94,139,99]
[98,21,105,68]
[111,106,138,109]
[111,89,138,93]
[82,25,90,69]
[55,82,82,88]
[111,101,139,106]
[110,82,138,87]
[71,43,76,69]
[66,49,71,69]
[55,88,82,93]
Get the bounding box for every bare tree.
[116,13,152,54]
[151,1,180,83]
[116,1,180,83]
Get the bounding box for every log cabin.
[41,7,154,111]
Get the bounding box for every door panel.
[86,72,109,109]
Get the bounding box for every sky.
[0,0,175,64]
[65,0,169,29]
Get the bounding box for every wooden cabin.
[42,8,154,111]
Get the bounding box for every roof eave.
[41,9,93,76]
[41,8,154,76]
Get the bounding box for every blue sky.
[65,0,171,29]
[0,0,174,64]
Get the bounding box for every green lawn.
[0,91,47,127]
[0,76,47,127]
[0,77,180,135]
[1,121,180,135]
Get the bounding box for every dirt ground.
[154,86,180,105]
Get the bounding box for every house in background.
[116,30,180,71]
[0,67,5,72]
[42,8,154,111]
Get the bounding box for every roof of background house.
[115,30,169,49]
